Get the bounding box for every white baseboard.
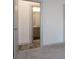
[42,42,65,48]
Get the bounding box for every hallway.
[17,43,65,59]
[14,0,65,59]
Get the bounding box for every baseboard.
[18,43,31,50]
[42,42,65,48]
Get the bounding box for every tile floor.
[30,40,40,48]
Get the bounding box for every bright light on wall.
[33,7,40,12]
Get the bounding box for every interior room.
[14,0,65,59]
[31,6,40,48]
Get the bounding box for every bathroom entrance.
[30,3,41,48]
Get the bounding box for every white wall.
[33,12,40,27]
[18,1,32,45]
[41,0,65,46]
[18,0,65,46]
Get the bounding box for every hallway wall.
[33,12,40,27]
[41,0,65,46]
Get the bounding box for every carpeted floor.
[18,39,40,50]
[17,43,65,59]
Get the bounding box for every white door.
[18,1,33,45]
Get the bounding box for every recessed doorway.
[30,5,41,48]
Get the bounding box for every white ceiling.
[23,0,40,7]
[23,0,41,3]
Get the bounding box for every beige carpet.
[17,43,65,59]
[18,40,40,50]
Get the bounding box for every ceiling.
[23,0,40,3]
[23,0,40,7]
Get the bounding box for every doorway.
[18,1,41,50]
[30,2,41,48]
[30,5,41,48]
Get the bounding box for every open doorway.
[18,1,41,50]
[30,5,41,48]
